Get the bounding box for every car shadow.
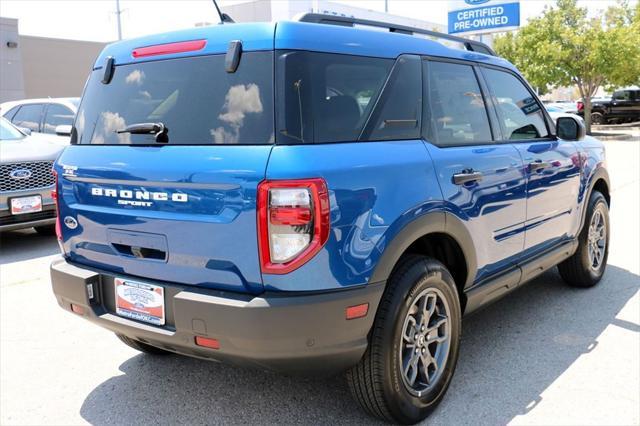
[79,266,639,425]
[0,229,60,264]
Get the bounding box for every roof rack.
[296,13,497,57]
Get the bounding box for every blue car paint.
[424,142,527,284]
[94,21,516,70]
[262,140,443,291]
[56,145,271,294]
[55,20,608,300]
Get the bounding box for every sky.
[0,0,635,42]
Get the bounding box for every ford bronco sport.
[50,14,610,424]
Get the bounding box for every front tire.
[558,191,609,287]
[347,255,461,424]
[590,112,605,125]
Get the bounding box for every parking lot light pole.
[115,0,123,40]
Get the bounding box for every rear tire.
[116,333,171,355]
[347,255,461,424]
[558,191,609,287]
[34,225,56,236]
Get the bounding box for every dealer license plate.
[115,278,165,326]
[10,195,42,215]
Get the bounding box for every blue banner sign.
[448,2,520,34]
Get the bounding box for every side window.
[361,55,422,141]
[612,91,627,100]
[424,61,493,146]
[43,104,75,134]
[276,51,393,144]
[11,104,43,132]
[482,68,549,140]
[3,106,20,121]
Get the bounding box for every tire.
[590,112,605,125]
[347,255,461,424]
[116,333,171,355]
[558,191,609,287]
[34,224,56,236]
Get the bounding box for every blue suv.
[50,14,610,424]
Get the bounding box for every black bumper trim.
[50,257,385,375]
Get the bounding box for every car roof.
[94,21,517,72]
[0,97,80,112]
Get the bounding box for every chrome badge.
[63,216,78,229]
[9,169,32,180]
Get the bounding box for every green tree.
[494,0,640,133]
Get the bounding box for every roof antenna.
[212,0,235,24]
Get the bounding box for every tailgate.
[55,145,270,294]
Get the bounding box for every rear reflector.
[70,304,84,315]
[132,39,207,58]
[195,336,220,350]
[346,303,369,320]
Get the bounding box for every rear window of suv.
[74,52,274,145]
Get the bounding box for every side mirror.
[17,126,32,136]
[556,116,585,141]
[55,124,72,137]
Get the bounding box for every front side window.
[43,104,75,134]
[482,68,549,140]
[0,118,26,140]
[11,104,43,132]
[424,61,493,146]
[75,52,274,145]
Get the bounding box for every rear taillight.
[257,179,330,274]
[52,170,62,241]
[577,101,584,112]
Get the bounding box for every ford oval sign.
[464,0,490,4]
[9,169,32,180]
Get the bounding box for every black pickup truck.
[579,88,640,124]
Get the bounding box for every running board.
[464,239,578,315]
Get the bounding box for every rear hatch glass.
[75,52,274,145]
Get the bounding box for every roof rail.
[296,13,497,57]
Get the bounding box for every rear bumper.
[0,205,56,231]
[50,257,385,375]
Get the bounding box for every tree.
[494,0,640,133]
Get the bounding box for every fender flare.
[369,211,477,289]
[578,166,611,232]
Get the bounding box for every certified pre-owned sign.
[448,0,520,35]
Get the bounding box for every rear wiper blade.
[116,122,168,143]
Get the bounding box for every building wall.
[0,17,25,102]
[20,35,106,99]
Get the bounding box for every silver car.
[0,117,66,234]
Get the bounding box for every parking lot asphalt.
[1,139,638,425]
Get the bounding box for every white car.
[546,105,585,125]
[0,97,79,144]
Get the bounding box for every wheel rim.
[587,208,607,271]
[399,287,451,397]
[591,113,603,124]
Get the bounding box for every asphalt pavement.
[1,139,638,425]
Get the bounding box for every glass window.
[361,55,422,141]
[43,104,75,134]
[76,52,274,145]
[3,106,20,121]
[483,68,549,140]
[11,104,43,132]
[424,61,492,146]
[0,118,26,140]
[276,51,393,143]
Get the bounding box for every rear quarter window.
[75,52,274,145]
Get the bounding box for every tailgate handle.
[113,243,166,261]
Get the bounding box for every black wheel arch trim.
[579,167,610,232]
[369,211,477,289]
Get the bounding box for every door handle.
[453,170,483,185]
[529,161,551,172]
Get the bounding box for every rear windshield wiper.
[116,122,168,143]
